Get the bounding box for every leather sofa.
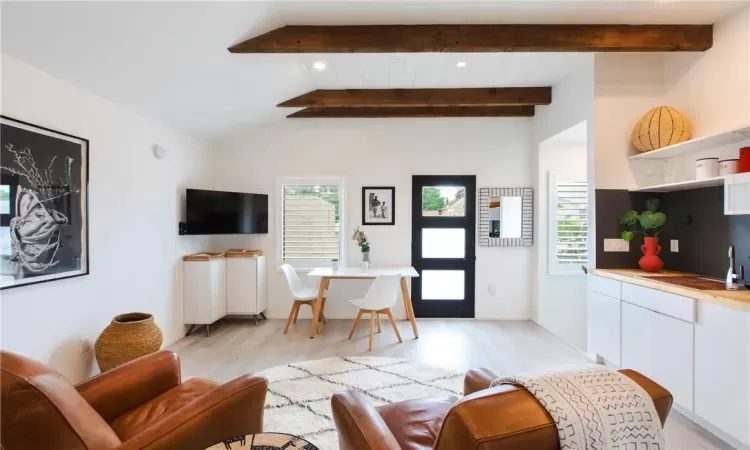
[332,367,672,450]
[1,349,268,450]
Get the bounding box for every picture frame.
[0,115,90,289]
[362,186,395,226]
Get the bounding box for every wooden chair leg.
[320,297,328,324]
[385,308,403,343]
[368,311,375,352]
[376,313,382,333]
[349,309,364,340]
[292,301,301,324]
[283,302,297,334]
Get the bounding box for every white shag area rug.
[257,357,464,450]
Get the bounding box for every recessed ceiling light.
[313,61,327,71]
[456,61,467,68]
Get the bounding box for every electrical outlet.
[604,239,630,252]
[670,240,679,252]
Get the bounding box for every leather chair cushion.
[376,395,458,450]
[110,377,219,440]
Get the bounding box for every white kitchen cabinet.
[588,290,621,366]
[227,255,267,316]
[694,301,750,446]
[725,172,750,215]
[183,258,227,331]
[621,301,694,411]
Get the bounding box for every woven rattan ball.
[631,106,692,152]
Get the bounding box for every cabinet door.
[622,302,694,411]
[694,303,750,445]
[211,260,227,321]
[726,173,750,215]
[588,291,621,366]
[227,259,257,314]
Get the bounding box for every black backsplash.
[595,187,750,279]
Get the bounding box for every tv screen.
[185,189,268,235]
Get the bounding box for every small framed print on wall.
[362,186,395,225]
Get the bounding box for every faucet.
[726,245,737,286]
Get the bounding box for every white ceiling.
[1,1,746,141]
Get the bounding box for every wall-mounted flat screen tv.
[184,189,268,235]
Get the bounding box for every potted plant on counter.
[620,198,667,272]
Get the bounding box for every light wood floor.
[170,318,733,450]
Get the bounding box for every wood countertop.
[590,268,750,312]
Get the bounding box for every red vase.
[639,237,664,272]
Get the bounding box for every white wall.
[594,7,750,192]
[0,55,212,382]
[664,6,750,136]
[531,59,594,351]
[536,137,588,351]
[211,119,534,321]
[594,53,666,191]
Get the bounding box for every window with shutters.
[549,172,588,275]
[278,177,345,269]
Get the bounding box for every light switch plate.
[604,239,630,252]
[670,240,679,252]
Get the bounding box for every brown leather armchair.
[332,367,673,450]
[1,349,268,450]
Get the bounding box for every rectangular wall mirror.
[479,188,533,247]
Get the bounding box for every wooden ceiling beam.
[229,24,712,53]
[286,106,535,119]
[278,88,551,108]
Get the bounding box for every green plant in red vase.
[620,198,666,272]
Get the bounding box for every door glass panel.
[422,228,465,258]
[422,270,465,300]
[422,186,466,217]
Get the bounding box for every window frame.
[276,176,346,271]
[548,171,588,276]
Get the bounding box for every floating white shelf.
[629,176,726,193]
[629,125,750,161]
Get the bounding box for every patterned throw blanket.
[490,365,666,450]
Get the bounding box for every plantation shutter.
[282,184,342,262]
[550,175,588,273]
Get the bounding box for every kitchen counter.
[590,268,750,312]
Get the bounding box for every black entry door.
[411,175,476,318]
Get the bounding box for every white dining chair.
[280,264,327,334]
[347,274,403,351]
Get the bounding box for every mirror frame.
[478,187,533,247]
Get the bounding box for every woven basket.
[95,312,163,371]
[631,106,692,152]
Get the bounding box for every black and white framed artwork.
[362,186,395,225]
[0,116,89,289]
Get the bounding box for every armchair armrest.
[76,350,181,422]
[331,391,402,450]
[117,374,268,450]
[463,368,498,395]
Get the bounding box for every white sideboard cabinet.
[183,253,267,335]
